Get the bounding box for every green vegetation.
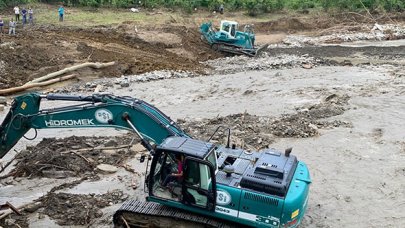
[0,0,403,15]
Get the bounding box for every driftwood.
[69,144,132,152]
[0,74,77,95]
[0,61,115,95]
[26,61,116,85]
[0,155,16,173]
[60,151,90,163]
[0,201,42,220]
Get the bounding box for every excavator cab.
[148,137,217,211]
[220,20,238,38]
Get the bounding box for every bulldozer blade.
[255,44,269,57]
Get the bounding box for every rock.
[302,63,313,69]
[70,145,82,150]
[42,170,76,179]
[14,177,23,182]
[95,209,104,218]
[308,123,318,130]
[24,202,43,213]
[0,96,6,105]
[103,149,117,155]
[94,84,104,93]
[97,164,118,173]
[0,105,4,111]
[243,90,254,95]
[0,42,16,48]
[130,8,140,13]
[342,60,352,66]
[4,176,14,185]
[274,72,282,76]
[85,82,97,88]
[5,219,16,226]
[372,23,383,32]
[120,81,130,88]
[104,139,118,147]
[131,143,145,152]
[132,180,139,189]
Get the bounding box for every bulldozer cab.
[148,137,217,211]
[220,20,238,38]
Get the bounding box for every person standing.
[219,4,224,14]
[13,6,20,22]
[28,7,34,25]
[58,5,64,22]
[21,7,27,25]
[0,17,4,34]
[9,18,16,35]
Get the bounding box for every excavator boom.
[0,93,189,158]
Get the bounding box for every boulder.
[97,164,118,173]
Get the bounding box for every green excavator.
[0,93,311,227]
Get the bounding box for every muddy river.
[1,39,404,228]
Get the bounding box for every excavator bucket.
[0,93,41,158]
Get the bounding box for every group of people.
[0,5,65,36]
[0,6,34,36]
[13,6,34,26]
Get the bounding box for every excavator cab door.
[182,156,217,211]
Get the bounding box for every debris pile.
[205,54,325,74]
[179,113,276,151]
[7,135,135,178]
[39,190,127,226]
[0,215,28,228]
[273,93,351,137]
[58,70,202,93]
[179,94,351,150]
[278,24,405,47]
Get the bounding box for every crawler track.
[113,200,238,228]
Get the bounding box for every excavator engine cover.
[240,150,298,197]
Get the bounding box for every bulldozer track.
[113,200,238,228]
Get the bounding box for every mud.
[6,135,135,178]
[0,24,221,89]
[38,190,127,226]
[0,214,29,228]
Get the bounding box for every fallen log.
[0,201,42,220]
[26,61,115,85]
[0,74,77,95]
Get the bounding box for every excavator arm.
[0,92,190,159]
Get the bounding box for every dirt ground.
[0,23,222,89]
[0,9,404,228]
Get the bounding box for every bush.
[0,0,36,8]
[285,0,317,10]
[382,0,405,12]
[0,0,403,13]
[261,0,284,12]
[244,0,260,16]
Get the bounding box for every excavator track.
[113,200,238,228]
